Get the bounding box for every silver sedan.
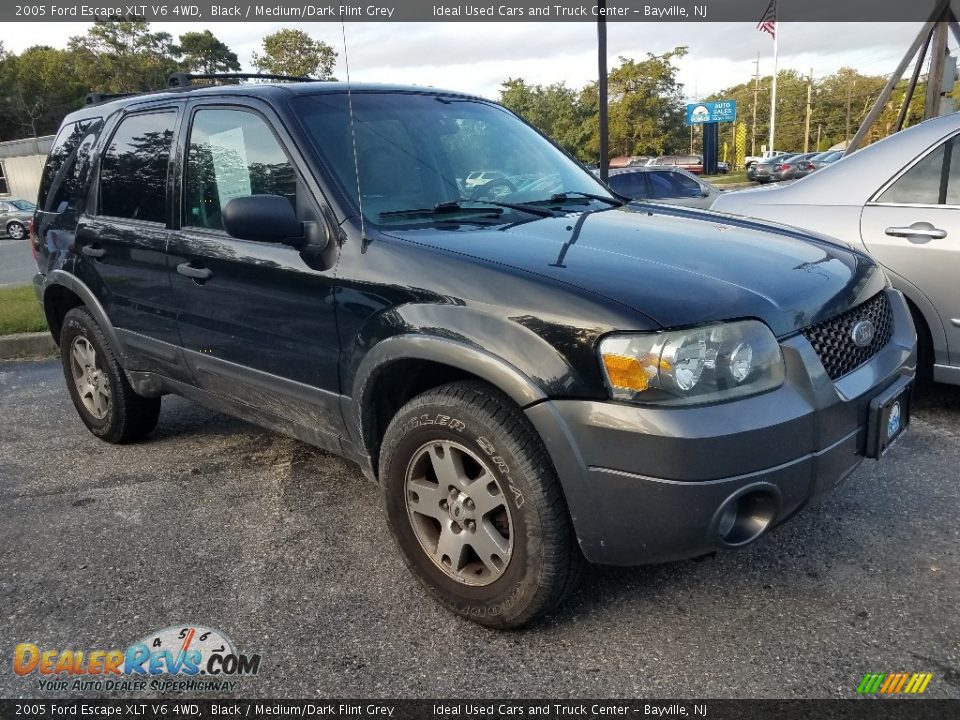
[0,198,34,240]
[712,113,960,385]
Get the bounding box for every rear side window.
[184,108,297,232]
[878,136,960,206]
[38,118,103,212]
[99,111,176,223]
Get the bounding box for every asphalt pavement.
[1,359,958,699]
[0,238,35,287]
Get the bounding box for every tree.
[68,20,178,93]
[606,48,688,157]
[251,29,337,79]
[175,30,240,74]
[500,79,594,161]
[0,45,88,138]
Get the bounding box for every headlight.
[598,320,784,405]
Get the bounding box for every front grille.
[800,292,893,380]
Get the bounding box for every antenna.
[341,20,367,246]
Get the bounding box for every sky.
[4,21,936,102]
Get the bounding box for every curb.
[0,331,58,360]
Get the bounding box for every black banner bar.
[1,700,959,720]
[0,0,951,23]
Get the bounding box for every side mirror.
[222,195,303,244]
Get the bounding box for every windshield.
[10,200,35,210]
[292,92,613,225]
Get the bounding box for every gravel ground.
[1,359,958,699]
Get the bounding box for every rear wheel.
[380,381,583,628]
[60,307,161,443]
[6,221,25,240]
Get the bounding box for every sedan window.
[878,137,960,206]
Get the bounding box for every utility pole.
[816,124,822,152]
[597,1,608,183]
[845,77,855,146]
[924,16,950,119]
[804,68,813,153]
[751,51,760,157]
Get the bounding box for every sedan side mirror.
[222,195,303,245]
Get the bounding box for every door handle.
[80,245,106,258]
[176,263,213,281]
[885,224,947,240]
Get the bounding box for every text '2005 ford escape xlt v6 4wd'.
[31,74,916,628]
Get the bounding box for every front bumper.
[525,289,917,565]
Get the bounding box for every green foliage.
[500,48,690,163]
[251,29,338,80]
[0,23,243,141]
[176,30,241,74]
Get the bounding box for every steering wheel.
[470,178,516,201]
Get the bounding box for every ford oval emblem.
[851,320,876,348]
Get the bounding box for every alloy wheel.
[404,439,514,586]
[70,336,111,420]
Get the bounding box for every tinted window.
[878,137,960,205]
[184,109,297,231]
[0,161,7,195]
[37,118,103,212]
[99,112,174,222]
[648,171,701,199]
[608,173,647,198]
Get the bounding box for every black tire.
[59,307,161,443]
[908,301,934,387]
[6,221,26,240]
[380,381,583,629]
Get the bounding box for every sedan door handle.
[885,224,947,240]
[176,263,213,281]
[80,245,106,258]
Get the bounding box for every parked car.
[808,149,844,170]
[33,74,916,629]
[747,153,793,183]
[0,198,36,239]
[609,155,650,168]
[650,154,704,174]
[464,170,506,189]
[769,152,821,181]
[604,166,720,208]
[714,112,960,385]
[745,149,789,170]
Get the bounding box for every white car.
[712,113,960,385]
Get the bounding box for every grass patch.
[706,171,750,185]
[0,284,48,335]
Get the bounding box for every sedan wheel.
[6,222,25,240]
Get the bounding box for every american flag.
[757,0,777,38]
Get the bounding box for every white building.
[0,136,53,202]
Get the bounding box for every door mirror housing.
[222,195,303,244]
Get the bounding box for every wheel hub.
[447,488,475,528]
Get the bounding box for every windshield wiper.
[379,199,555,221]
[533,191,625,206]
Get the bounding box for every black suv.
[33,75,917,628]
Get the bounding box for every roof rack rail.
[85,91,138,106]
[167,72,316,88]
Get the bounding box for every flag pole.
[768,6,778,151]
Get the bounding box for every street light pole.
[598,0,609,183]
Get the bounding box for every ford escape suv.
[32,75,917,628]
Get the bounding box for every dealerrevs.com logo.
[13,625,261,693]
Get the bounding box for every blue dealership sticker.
[888,402,901,438]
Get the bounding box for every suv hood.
[384,204,884,337]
